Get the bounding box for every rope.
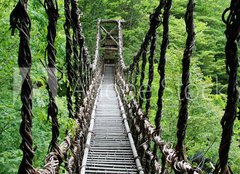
[71,0,88,125]
[10,1,35,173]
[43,0,61,156]
[134,62,139,95]
[83,47,88,91]
[64,0,74,119]
[145,31,157,115]
[176,0,195,161]
[10,0,101,173]
[153,0,172,171]
[155,0,170,141]
[72,0,87,100]
[70,1,87,172]
[86,59,91,91]
[214,1,240,173]
[83,47,89,91]
[71,0,82,117]
[116,68,200,173]
[139,48,148,109]
[143,35,156,173]
[139,11,160,172]
[63,1,80,173]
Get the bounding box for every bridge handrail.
[115,69,201,173]
[116,0,240,173]
[10,0,104,172]
[115,0,201,173]
[37,64,103,173]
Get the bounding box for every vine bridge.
[10,0,239,173]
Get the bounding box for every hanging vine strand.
[138,48,148,109]
[155,0,171,140]
[214,1,240,173]
[145,31,157,116]
[176,0,195,161]
[153,1,172,171]
[71,0,81,117]
[43,0,60,156]
[10,0,35,173]
[70,1,87,172]
[64,0,74,119]
[83,47,89,91]
[129,0,165,74]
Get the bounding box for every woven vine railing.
[116,0,240,173]
[10,0,103,173]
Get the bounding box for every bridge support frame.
[97,19,125,64]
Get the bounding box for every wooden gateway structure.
[97,19,125,64]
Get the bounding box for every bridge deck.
[81,65,142,174]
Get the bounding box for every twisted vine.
[145,32,157,116]
[129,0,164,74]
[43,0,60,156]
[214,1,240,173]
[153,1,172,172]
[83,47,88,92]
[10,1,35,173]
[70,0,86,171]
[71,0,81,117]
[139,48,148,109]
[134,62,139,95]
[176,0,195,161]
[64,0,74,119]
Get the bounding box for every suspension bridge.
[9,0,240,173]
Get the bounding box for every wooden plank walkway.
[81,64,143,174]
